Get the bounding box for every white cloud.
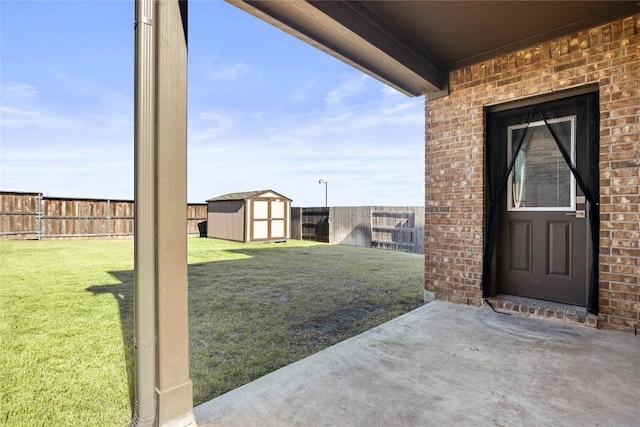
[188,110,237,142]
[290,77,318,103]
[1,82,39,99]
[1,140,133,200]
[1,1,425,206]
[0,79,133,199]
[381,85,402,97]
[0,105,39,123]
[185,88,425,206]
[0,106,78,130]
[324,73,369,105]
[206,60,249,80]
[264,95,423,146]
[349,102,424,129]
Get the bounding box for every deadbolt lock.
[566,210,586,218]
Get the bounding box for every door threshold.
[485,294,598,328]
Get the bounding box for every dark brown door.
[495,106,590,306]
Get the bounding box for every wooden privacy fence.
[291,206,424,254]
[1,192,422,252]
[291,207,330,242]
[0,191,207,239]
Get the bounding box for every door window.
[507,116,576,211]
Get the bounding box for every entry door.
[495,104,591,306]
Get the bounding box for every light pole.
[318,179,328,207]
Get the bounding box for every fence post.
[37,193,43,240]
[107,199,111,239]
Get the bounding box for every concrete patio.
[194,300,639,427]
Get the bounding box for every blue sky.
[0,0,425,206]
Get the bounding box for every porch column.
[134,0,194,425]
[155,0,194,425]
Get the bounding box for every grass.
[0,239,134,427]
[0,238,424,426]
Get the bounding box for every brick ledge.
[484,295,598,328]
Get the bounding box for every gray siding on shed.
[207,200,245,242]
[206,190,291,242]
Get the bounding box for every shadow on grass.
[86,271,135,408]
[87,244,423,406]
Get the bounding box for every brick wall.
[425,14,640,332]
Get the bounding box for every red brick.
[426,14,640,332]
[610,282,640,294]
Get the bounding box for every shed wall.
[207,201,246,242]
[425,14,640,332]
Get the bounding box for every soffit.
[228,1,639,98]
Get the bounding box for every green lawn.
[0,238,424,426]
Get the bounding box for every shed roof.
[207,190,291,202]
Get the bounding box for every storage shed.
[206,190,291,242]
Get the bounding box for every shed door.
[251,199,287,241]
[270,200,286,238]
[252,200,270,240]
[490,96,597,306]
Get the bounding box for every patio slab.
[194,300,640,427]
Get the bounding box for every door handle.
[566,210,586,218]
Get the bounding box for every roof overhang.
[227,1,640,99]
[227,0,445,97]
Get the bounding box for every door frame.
[482,87,600,311]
